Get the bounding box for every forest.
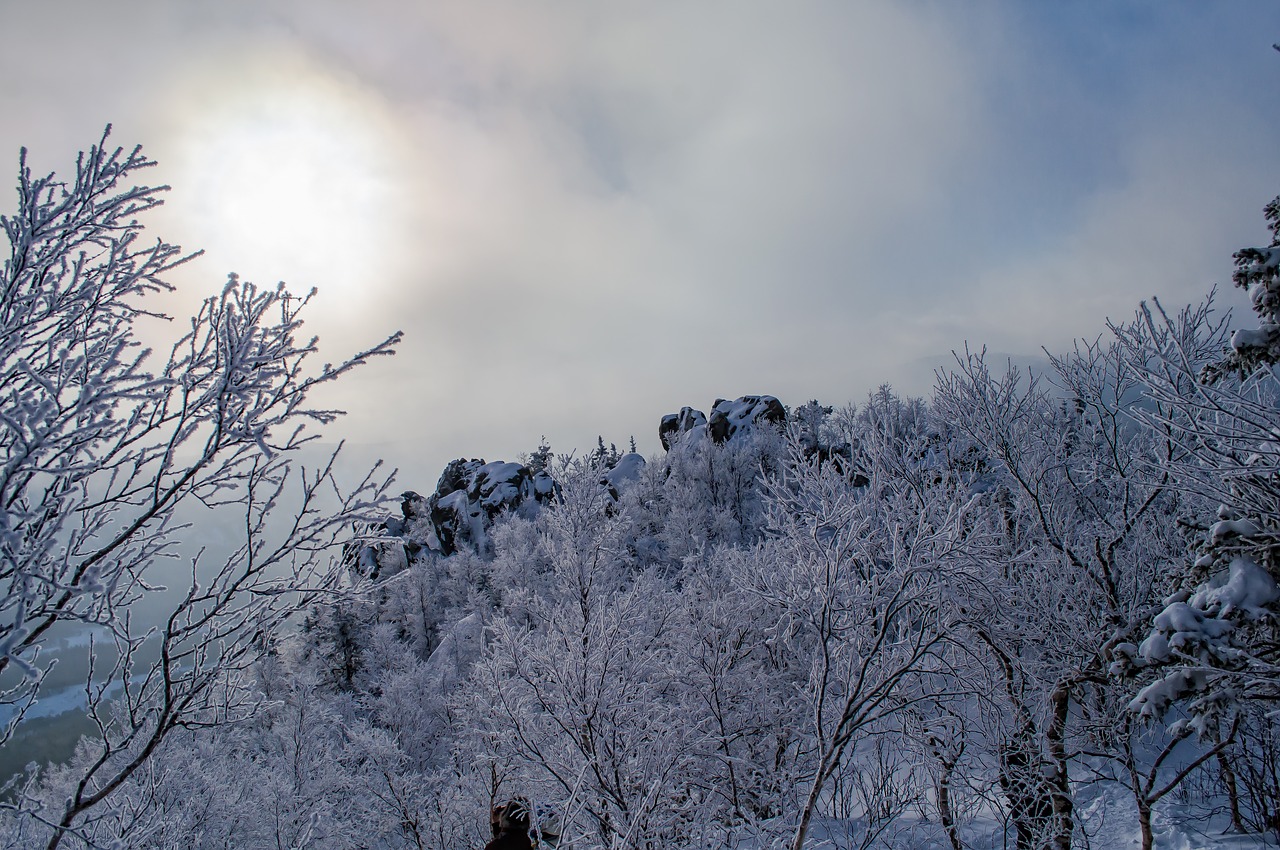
[1,134,1279,850]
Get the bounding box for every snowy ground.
[725,784,1276,850]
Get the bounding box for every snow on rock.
[348,459,556,572]
[708,395,786,443]
[659,406,708,451]
[475,461,531,510]
[422,612,486,695]
[344,491,434,580]
[355,539,410,581]
[600,452,646,502]
[660,395,786,451]
[427,458,555,556]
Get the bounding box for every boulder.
[661,395,786,450]
[428,458,555,556]
[600,452,646,502]
[422,611,486,694]
[355,539,409,581]
[348,458,558,568]
[659,407,707,451]
[707,395,786,443]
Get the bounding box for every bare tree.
[934,337,1192,850]
[0,128,399,848]
[469,460,701,850]
[738,433,980,850]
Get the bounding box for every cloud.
[2,1,1278,484]
[280,1,995,467]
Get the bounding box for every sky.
[2,1,1279,489]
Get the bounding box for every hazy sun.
[159,50,410,309]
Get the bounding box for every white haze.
[1,1,1277,488]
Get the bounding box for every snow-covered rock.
[427,458,556,555]
[660,395,786,451]
[600,452,646,502]
[348,458,556,572]
[422,611,485,695]
[659,406,708,451]
[355,539,410,581]
[708,395,786,443]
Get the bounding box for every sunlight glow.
[162,52,410,306]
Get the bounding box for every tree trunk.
[791,764,826,850]
[1218,750,1245,833]
[1046,682,1074,850]
[792,747,843,850]
[998,726,1052,850]
[1137,798,1153,850]
[937,763,963,850]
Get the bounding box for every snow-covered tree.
[1117,244,1280,724]
[935,338,1195,850]
[736,429,977,850]
[465,461,711,849]
[0,129,398,848]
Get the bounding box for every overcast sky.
[3,1,1279,487]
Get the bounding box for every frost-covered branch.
[0,129,399,848]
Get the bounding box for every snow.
[533,470,556,498]
[722,781,1277,849]
[709,395,785,442]
[1131,670,1200,717]
[436,488,469,514]
[1208,518,1261,544]
[476,461,528,509]
[1191,557,1279,618]
[422,612,486,695]
[663,394,786,452]
[602,452,645,494]
[1231,325,1278,352]
[1240,247,1280,280]
[1154,602,1208,635]
[1139,631,1171,663]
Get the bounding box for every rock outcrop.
[708,395,786,443]
[659,395,787,451]
[422,611,486,694]
[428,459,556,556]
[659,407,708,451]
[600,452,646,502]
[348,458,556,575]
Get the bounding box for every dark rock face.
[659,407,708,451]
[351,538,409,581]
